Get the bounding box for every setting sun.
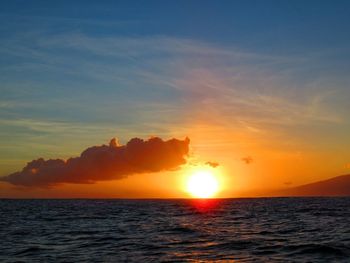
[186,170,219,198]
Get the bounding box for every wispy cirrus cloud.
[1,30,349,171]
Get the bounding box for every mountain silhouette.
[272,174,350,196]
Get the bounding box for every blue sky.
[2,1,350,50]
[1,0,350,189]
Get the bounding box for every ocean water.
[0,198,349,262]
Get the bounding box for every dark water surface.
[0,198,349,262]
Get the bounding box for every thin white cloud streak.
[171,68,344,129]
[0,118,112,139]
[0,32,349,142]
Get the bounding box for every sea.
[0,198,349,262]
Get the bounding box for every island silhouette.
[270,174,350,197]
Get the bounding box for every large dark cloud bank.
[1,137,190,187]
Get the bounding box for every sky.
[0,0,350,198]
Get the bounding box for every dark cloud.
[1,137,190,187]
[241,156,253,164]
[205,161,219,168]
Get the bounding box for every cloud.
[241,156,253,164]
[205,161,219,168]
[0,136,190,187]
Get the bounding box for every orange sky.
[1,2,350,198]
[1,123,349,198]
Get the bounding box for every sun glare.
[186,170,219,198]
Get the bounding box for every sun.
[186,170,219,198]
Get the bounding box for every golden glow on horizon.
[186,169,219,198]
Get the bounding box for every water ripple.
[0,197,349,262]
